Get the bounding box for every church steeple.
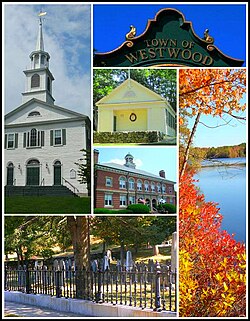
[22,11,55,105]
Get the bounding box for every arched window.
[31,74,40,88]
[119,176,126,189]
[151,182,155,192]
[157,183,161,193]
[137,179,142,191]
[128,178,135,190]
[30,128,38,147]
[70,169,76,179]
[28,111,41,117]
[144,180,149,192]
[162,184,166,193]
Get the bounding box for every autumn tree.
[178,69,246,317]
[179,69,246,177]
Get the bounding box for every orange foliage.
[179,69,246,122]
[179,172,246,317]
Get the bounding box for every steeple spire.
[22,11,55,105]
[36,13,45,51]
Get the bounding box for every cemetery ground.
[4,196,91,214]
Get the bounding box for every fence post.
[4,265,8,290]
[25,266,31,294]
[154,261,162,311]
[55,270,62,298]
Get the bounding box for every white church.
[4,14,90,197]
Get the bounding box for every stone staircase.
[5,185,79,197]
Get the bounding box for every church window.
[70,169,76,179]
[151,182,155,192]
[157,183,161,193]
[24,129,44,148]
[162,184,166,193]
[144,181,149,192]
[28,111,41,117]
[6,134,14,149]
[31,74,40,88]
[54,130,62,145]
[50,129,66,146]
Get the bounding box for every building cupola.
[124,152,136,169]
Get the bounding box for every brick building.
[94,150,176,211]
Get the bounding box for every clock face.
[129,113,137,122]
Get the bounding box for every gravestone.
[125,250,133,271]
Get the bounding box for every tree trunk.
[67,216,91,299]
[153,245,159,256]
[180,112,201,178]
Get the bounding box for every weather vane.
[38,10,47,24]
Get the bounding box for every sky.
[96,147,177,183]
[3,3,91,116]
[189,93,246,148]
[93,3,247,65]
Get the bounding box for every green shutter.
[62,129,66,145]
[50,130,53,146]
[41,131,45,146]
[15,133,18,148]
[5,134,7,149]
[23,133,26,147]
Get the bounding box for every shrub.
[160,203,176,213]
[126,204,150,214]
[94,208,133,214]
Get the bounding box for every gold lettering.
[169,39,177,47]
[192,52,203,63]
[125,52,138,64]
[148,48,156,59]
[202,55,213,66]
[156,47,166,58]
[151,39,159,47]
[139,49,149,60]
[167,47,181,58]
[158,39,169,47]
[181,40,190,48]
[182,49,192,60]
[144,40,151,47]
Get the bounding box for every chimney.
[159,170,165,178]
[94,149,99,164]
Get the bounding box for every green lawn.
[5,196,91,214]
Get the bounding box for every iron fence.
[5,262,177,312]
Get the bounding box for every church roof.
[97,162,176,184]
[5,98,88,120]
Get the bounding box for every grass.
[5,196,91,214]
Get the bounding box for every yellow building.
[96,78,176,137]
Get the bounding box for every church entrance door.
[54,161,62,185]
[7,163,14,185]
[26,159,40,186]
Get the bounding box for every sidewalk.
[4,300,91,318]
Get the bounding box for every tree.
[179,69,246,177]
[179,172,246,317]
[75,148,91,196]
[178,69,246,317]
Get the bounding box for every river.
[194,157,246,243]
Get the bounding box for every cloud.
[4,4,91,117]
[107,158,143,168]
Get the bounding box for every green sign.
[94,8,244,67]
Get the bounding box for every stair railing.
[62,177,79,195]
